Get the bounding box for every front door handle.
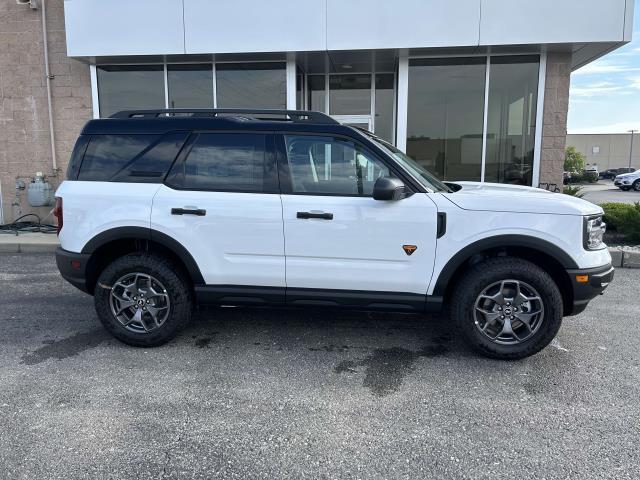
[171,207,206,216]
[297,211,333,220]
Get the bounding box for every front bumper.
[55,247,92,294]
[566,263,614,316]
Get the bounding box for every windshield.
[364,133,452,193]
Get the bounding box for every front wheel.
[451,257,563,360]
[621,187,631,191]
[633,180,640,192]
[94,253,193,347]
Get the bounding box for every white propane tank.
[27,172,55,207]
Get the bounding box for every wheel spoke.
[476,308,501,324]
[146,305,165,327]
[115,300,136,315]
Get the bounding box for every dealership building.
[0,0,635,223]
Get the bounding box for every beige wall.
[566,134,640,171]
[0,0,92,224]
[538,52,571,189]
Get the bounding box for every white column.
[532,50,547,188]
[480,56,491,183]
[286,52,297,110]
[396,55,409,151]
[89,64,100,119]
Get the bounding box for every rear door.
[278,133,439,309]
[151,132,285,296]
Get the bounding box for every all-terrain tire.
[94,253,193,347]
[450,257,564,360]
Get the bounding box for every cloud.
[573,63,640,75]
[568,122,640,134]
[570,82,627,97]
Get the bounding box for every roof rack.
[110,108,339,124]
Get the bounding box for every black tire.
[621,187,631,191]
[94,253,193,347]
[633,180,640,192]
[450,257,563,360]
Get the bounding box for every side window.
[284,135,391,195]
[166,133,273,192]
[78,135,160,181]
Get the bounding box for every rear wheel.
[94,253,192,347]
[451,257,563,360]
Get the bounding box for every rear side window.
[166,133,275,192]
[78,134,160,181]
[66,135,90,180]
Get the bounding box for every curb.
[0,238,58,254]
[608,247,640,269]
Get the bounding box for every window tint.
[78,135,160,181]
[66,135,89,180]
[284,135,390,196]
[167,133,272,192]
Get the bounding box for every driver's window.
[284,135,390,196]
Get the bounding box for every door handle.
[171,207,206,216]
[297,211,333,220]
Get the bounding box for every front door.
[278,133,438,309]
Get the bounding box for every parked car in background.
[600,167,636,180]
[614,170,640,191]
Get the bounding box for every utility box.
[27,172,55,207]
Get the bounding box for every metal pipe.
[628,130,637,170]
[41,0,58,174]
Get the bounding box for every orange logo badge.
[403,245,417,256]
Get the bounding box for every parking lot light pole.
[629,129,638,170]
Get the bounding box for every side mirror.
[373,177,410,201]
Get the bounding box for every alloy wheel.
[473,279,544,345]
[109,272,171,333]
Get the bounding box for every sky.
[568,6,640,134]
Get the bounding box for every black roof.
[82,109,359,137]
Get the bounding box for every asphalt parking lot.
[1,254,639,479]
[580,180,640,205]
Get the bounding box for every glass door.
[332,114,373,132]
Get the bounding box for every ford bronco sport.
[54,109,614,359]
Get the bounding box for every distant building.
[566,134,640,172]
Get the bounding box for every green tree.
[564,146,586,173]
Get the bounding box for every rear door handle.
[297,211,333,220]
[171,207,206,216]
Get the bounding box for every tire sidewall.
[453,259,563,359]
[94,253,192,347]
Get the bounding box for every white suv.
[614,170,640,191]
[54,109,614,360]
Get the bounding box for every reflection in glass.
[167,64,213,108]
[329,74,371,115]
[97,65,165,118]
[407,58,486,181]
[307,75,326,112]
[216,62,286,109]
[485,56,539,185]
[375,73,395,144]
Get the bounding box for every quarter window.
[284,135,390,196]
[167,133,273,192]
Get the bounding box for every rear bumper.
[55,247,92,294]
[566,263,614,316]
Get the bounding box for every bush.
[564,146,586,173]
[570,171,598,184]
[563,186,584,197]
[602,202,640,243]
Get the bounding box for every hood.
[441,181,603,216]
[616,172,639,179]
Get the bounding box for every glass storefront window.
[329,74,371,115]
[96,65,165,118]
[374,73,395,144]
[406,58,487,181]
[216,62,286,109]
[307,75,326,112]
[167,64,213,108]
[485,56,539,185]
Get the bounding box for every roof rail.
[110,108,339,124]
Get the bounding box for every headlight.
[584,215,606,250]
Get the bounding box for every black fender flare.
[431,234,578,297]
[81,226,205,285]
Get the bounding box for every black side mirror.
[373,177,410,201]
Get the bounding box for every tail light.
[53,197,63,235]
